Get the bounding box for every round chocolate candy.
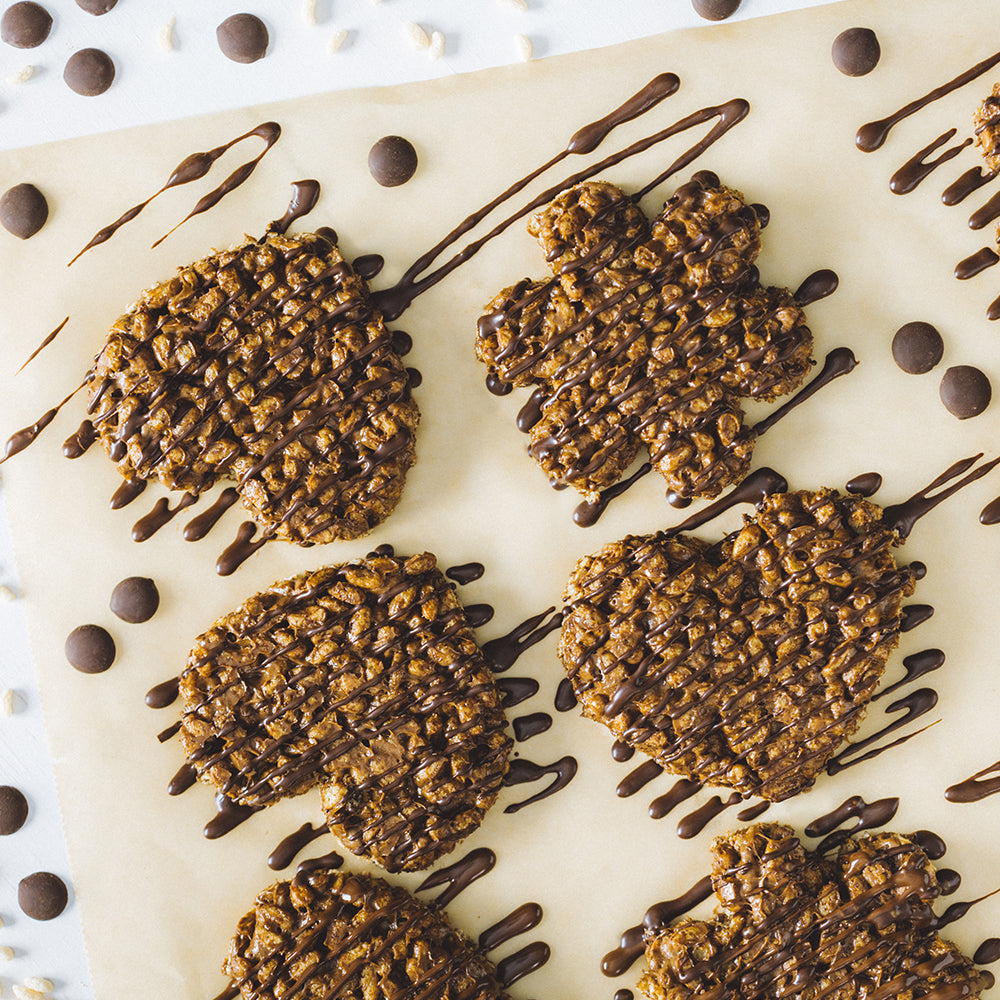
[0,785,28,835]
[940,365,992,419]
[368,136,419,187]
[832,27,881,77]
[63,47,115,96]
[110,576,160,624]
[18,871,68,920]
[0,182,48,239]
[1,2,51,48]
[891,321,943,375]
[217,13,269,63]
[75,0,117,12]
[65,624,116,673]
[691,0,741,21]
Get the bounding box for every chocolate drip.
[574,462,653,527]
[752,347,858,436]
[648,778,701,819]
[267,822,328,870]
[612,739,635,762]
[676,791,742,839]
[132,491,198,542]
[1,378,86,462]
[975,939,1000,964]
[292,850,344,886]
[969,190,1000,230]
[62,419,96,458]
[793,268,839,306]
[479,902,543,953]
[70,121,281,264]
[351,254,385,280]
[168,762,197,795]
[736,800,770,822]
[665,467,787,536]
[446,562,485,585]
[805,794,900,854]
[826,688,938,776]
[846,472,882,497]
[216,521,267,576]
[554,676,577,711]
[617,759,663,798]
[946,760,1000,803]
[956,247,999,279]
[269,179,320,236]
[882,453,1000,540]
[615,991,635,1000]
[912,830,947,860]
[157,721,181,742]
[938,869,962,895]
[889,130,973,195]
[145,675,180,708]
[497,676,539,708]
[17,316,69,374]
[482,607,563,672]
[874,648,945,701]
[415,846,496,907]
[981,494,1000,524]
[943,166,997,205]
[502,756,578,813]
[857,47,1000,152]
[512,712,552,741]
[205,794,258,839]
[183,487,238,541]
[496,942,550,987]
[601,876,714,977]
[465,603,495,628]
[900,603,934,631]
[110,477,146,509]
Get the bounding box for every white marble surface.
[0,1,845,997]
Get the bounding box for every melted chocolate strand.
[145,675,180,708]
[665,467,787,536]
[946,761,1000,803]
[446,562,485,585]
[736,800,770,822]
[648,777,701,819]
[496,942,550,987]
[479,902,543,953]
[482,608,563,672]
[554,676,577,711]
[502,756,578,814]
[268,822,329,871]
[805,794,900,854]
[132,491,198,541]
[612,739,635,762]
[183,487,239,541]
[512,711,552,741]
[943,166,997,205]
[975,939,1000,964]
[980,495,1000,524]
[874,648,945,701]
[793,268,839,306]
[415,847,496,907]
[70,122,281,264]
[846,472,882,497]
[1,380,86,463]
[17,316,69,374]
[956,247,999,279]
[497,676,539,708]
[969,190,1000,230]
[270,179,320,236]
[352,254,385,280]
[291,851,344,886]
[574,462,653,527]
[889,130,973,194]
[63,419,96,458]
[617,760,664,798]
[901,603,934,631]
[752,347,858,436]
[857,47,1000,152]
[676,791,742,839]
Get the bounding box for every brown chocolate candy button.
[110,576,159,623]
[18,872,68,920]
[940,365,992,419]
[217,13,269,63]
[65,623,116,673]
[0,182,48,239]
[0,785,28,835]
[832,27,881,77]
[1,2,52,48]
[63,47,115,95]
[891,321,943,374]
[692,0,741,21]
[368,135,419,187]
[75,0,117,12]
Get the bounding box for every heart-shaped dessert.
[559,488,915,801]
[476,172,814,502]
[638,823,991,1000]
[89,229,419,544]
[222,867,508,1000]
[174,550,511,871]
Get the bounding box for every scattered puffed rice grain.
[21,980,52,994]
[428,30,444,60]
[0,945,13,961]
[157,17,175,52]
[0,914,6,929]
[5,65,34,85]
[302,0,317,24]
[403,21,430,49]
[327,27,348,53]
[13,986,45,1000]
[0,585,16,601]
[0,689,15,716]
[497,0,528,10]
[514,33,532,61]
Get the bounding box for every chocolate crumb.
[368,136,419,187]
[0,785,28,835]
[0,183,48,239]
[217,13,269,63]
[691,0,741,21]
[65,624,116,673]
[63,47,115,96]
[940,365,992,419]
[110,576,160,623]
[891,321,943,374]
[1,2,51,49]
[75,0,117,12]
[832,27,881,77]
[18,872,68,920]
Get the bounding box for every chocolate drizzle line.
[496,942,551,987]
[479,902,543,953]
[270,180,321,236]
[804,794,900,854]
[554,676,577,711]
[873,648,945,701]
[946,760,1000,803]
[497,676,539,708]
[889,129,973,195]
[17,316,69,374]
[502,756,579,813]
[69,122,281,265]
[980,494,1000,524]
[846,472,882,497]
[268,822,329,870]
[969,190,1000,230]
[482,608,563,672]
[415,846,495,908]
[956,247,999,280]
[943,166,997,205]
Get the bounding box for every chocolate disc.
[63,47,115,96]
[65,624,116,673]
[18,871,68,920]
[692,0,741,21]
[1,2,52,48]
[0,182,48,239]
[832,27,881,77]
[368,136,419,187]
[891,321,943,374]
[75,0,117,12]
[217,13,269,64]
[940,365,992,419]
[0,785,28,835]
[110,576,160,623]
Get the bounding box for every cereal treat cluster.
[178,551,511,871]
[639,823,992,1000]
[476,171,813,502]
[559,489,915,801]
[223,867,509,1000]
[89,230,419,544]
[974,82,1000,171]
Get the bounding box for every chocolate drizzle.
[943,166,997,205]
[946,760,1000,803]
[846,472,882,497]
[889,129,973,194]
[267,822,329,870]
[793,268,839,306]
[446,562,485,585]
[512,711,552,741]
[415,846,496,907]
[969,190,1000,230]
[675,792,742,839]
[479,902,543,953]
[502,756,579,813]
[496,942,551,987]
[131,491,198,541]
[17,316,69,374]
[804,794,900,854]
[183,488,238,541]
[956,246,999,279]
[270,179,320,236]
[482,607,563,672]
